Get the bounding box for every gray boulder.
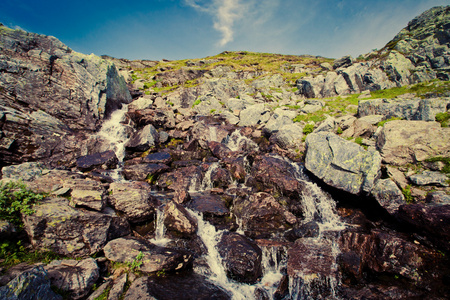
[1,162,44,182]
[45,258,99,300]
[104,237,193,274]
[0,266,62,300]
[408,171,449,187]
[333,55,354,69]
[108,181,159,223]
[371,179,405,214]
[269,123,304,150]
[22,197,130,257]
[305,132,381,195]
[376,120,450,165]
[64,177,108,212]
[238,103,270,126]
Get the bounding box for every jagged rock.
[187,192,230,217]
[264,115,294,135]
[376,120,450,165]
[64,177,107,211]
[125,124,159,152]
[123,274,230,300]
[0,162,45,182]
[313,116,336,133]
[238,103,270,126]
[305,132,381,195]
[333,55,354,69]
[386,166,409,189]
[339,229,442,282]
[122,163,170,181]
[45,258,99,300]
[76,150,118,171]
[233,192,297,238]
[371,179,405,214]
[426,191,450,204]
[341,118,375,138]
[208,141,234,160]
[157,165,203,191]
[397,203,450,251]
[269,123,304,150]
[128,95,153,110]
[143,152,172,164]
[0,219,15,240]
[358,98,450,121]
[191,120,229,148]
[164,201,198,237]
[108,273,127,300]
[285,221,320,241]
[108,181,159,223]
[127,108,176,129]
[222,157,246,183]
[218,232,263,284]
[408,170,449,187]
[86,279,112,300]
[0,25,131,167]
[22,197,130,256]
[249,155,302,198]
[0,266,62,300]
[104,237,193,274]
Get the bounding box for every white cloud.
[185,0,250,46]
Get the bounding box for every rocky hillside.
[0,5,449,300]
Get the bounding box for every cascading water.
[149,206,171,247]
[225,130,259,152]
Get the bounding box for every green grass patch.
[370,80,450,99]
[192,99,201,108]
[402,185,414,203]
[1,240,62,269]
[424,156,450,174]
[302,124,314,135]
[435,112,449,127]
[377,116,403,127]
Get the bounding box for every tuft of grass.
[377,116,403,127]
[302,124,314,135]
[402,185,414,203]
[192,99,201,108]
[435,112,449,127]
[424,156,450,174]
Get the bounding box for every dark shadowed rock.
[426,191,450,204]
[218,232,263,284]
[397,203,450,251]
[104,237,193,274]
[76,150,118,171]
[188,192,230,217]
[233,192,297,238]
[124,274,230,300]
[108,181,159,223]
[157,165,203,191]
[284,221,320,241]
[0,266,62,300]
[143,152,172,164]
[122,163,170,181]
[45,258,99,300]
[125,124,159,152]
[22,197,130,257]
[222,157,247,183]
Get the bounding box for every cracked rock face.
[305,132,381,195]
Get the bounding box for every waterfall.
[149,206,171,247]
[97,104,130,162]
[201,162,220,191]
[225,130,259,152]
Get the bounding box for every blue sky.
[0,0,448,60]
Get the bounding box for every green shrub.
[435,112,449,127]
[0,181,44,227]
[336,127,343,134]
[355,137,363,145]
[302,124,314,135]
[402,185,413,203]
[192,99,201,108]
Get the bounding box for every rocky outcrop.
[0,24,131,167]
[297,6,450,99]
[376,120,450,165]
[305,132,381,195]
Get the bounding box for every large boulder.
[0,25,131,167]
[108,181,159,223]
[0,266,62,300]
[22,197,130,257]
[376,120,450,165]
[122,163,170,181]
[104,237,193,274]
[305,132,381,195]
[238,103,270,127]
[371,179,405,214]
[76,150,118,171]
[45,258,99,300]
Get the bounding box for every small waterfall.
[209,126,218,142]
[97,104,130,162]
[201,162,220,191]
[150,206,171,247]
[225,130,259,152]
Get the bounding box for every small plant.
[302,124,314,135]
[0,181,45,227]
[424,156,450,174]
[402,185,413,203]
[127,251,144,272]
[210,109,216,114]
[355,137,363,145]
[156,269,166,277]
[192,99,201,108]
[336,127,343,134]
[377,117,402,127]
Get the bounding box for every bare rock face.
[45,258,99,300]
[305,132,381,195]
[22,197,130,257]
[0,25,131,167]
[163,201,198,237]
[376,120,450,165]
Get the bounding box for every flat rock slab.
[408,171,449,187]
[305,132,381,195]
[143,152,172,164]
[122,163,170,181]
[377,120,450,165]
[76,150,118,171]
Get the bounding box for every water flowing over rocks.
[1,7,450,299]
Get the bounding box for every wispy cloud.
[185,0,249,46]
